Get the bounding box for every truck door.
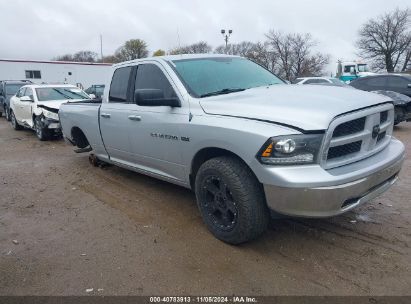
[128,63,188,182]
[99,66,137,166]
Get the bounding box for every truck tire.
[34,116,49,141]
[10,111,22,130]
[195,156,269,244]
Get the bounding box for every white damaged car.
[9,84,92,140]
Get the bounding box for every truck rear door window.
[109,66,132,103]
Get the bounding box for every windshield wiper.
[200,88,246,98]
[52,88,73,99]
[63,89,87,99]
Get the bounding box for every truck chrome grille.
[332,117,366,138]
[380,111,388,124]
[321,104,394,169]
[327,141,362,160]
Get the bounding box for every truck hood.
[199,85,391,131]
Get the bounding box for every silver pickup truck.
[59,54,405,244]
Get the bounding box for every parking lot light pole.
[100,34,104,62]
[221,29,233,53]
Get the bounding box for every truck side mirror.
[134,89,180,107]
[407,84,411,88]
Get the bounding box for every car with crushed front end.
[371,90,411,125]
[58,54,405,244]
[9,84,92,140]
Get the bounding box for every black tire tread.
[35,116,49,141]
[195,156,269,244]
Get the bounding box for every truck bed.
[59,101,108,160]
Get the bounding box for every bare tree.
[214,41,278,72]
[115,39,149,62]
[357,8,411,72]
[169,41,212,55]
[215,41,256,56]
[53,54,74,62]
[99,55,120,64]
[54,50,99,62]
[73,51,99,62]
[402,48,411,71]
[265,30,330,80]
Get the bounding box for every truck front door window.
[134,64,177,105]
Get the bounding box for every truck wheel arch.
[71,127,90,149]
[190,147,256,190]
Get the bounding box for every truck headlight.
[257,134,324,165]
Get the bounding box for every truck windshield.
[36,87,89,101]
[357,64,368,72]
[171,57,284,98]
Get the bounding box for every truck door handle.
[128,115,142,121]
[101,113,111,118]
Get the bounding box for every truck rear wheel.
[195,156,269,244]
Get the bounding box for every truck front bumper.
[262,138,405,217]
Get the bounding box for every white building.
[0,59,112,89]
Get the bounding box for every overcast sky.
[1,0,410,73]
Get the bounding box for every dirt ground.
[0,117,410,296]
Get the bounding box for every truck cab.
[337,61,375,83]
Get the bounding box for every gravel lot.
[0,118,410,296]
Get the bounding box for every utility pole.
[100,34,104,62]
[221,29,233,53]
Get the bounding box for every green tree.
[153,49,166,56]
[115,39,149,62]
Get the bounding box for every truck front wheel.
[195,156,269,244]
